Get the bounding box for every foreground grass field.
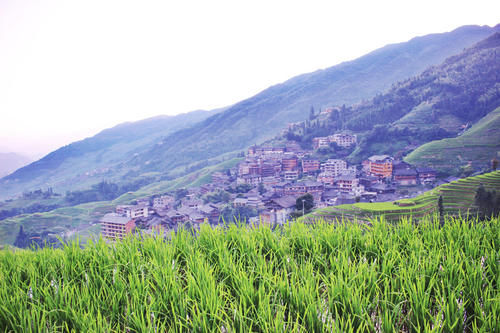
[0,216,498,332]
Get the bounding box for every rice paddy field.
[0,215,498,332]
[303,171,500,224]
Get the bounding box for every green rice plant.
[0,215,498,332]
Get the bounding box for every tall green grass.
[0,216,498,332]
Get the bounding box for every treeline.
[0,203,62,220]
[65,179,152,205]
[1,179,153,221]
[475,185,500,219]
[13,226,63,249]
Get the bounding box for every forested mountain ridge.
[1,25,498,199]
[0,109,221,200]
[132,25,500,176]
[280,31,500,167]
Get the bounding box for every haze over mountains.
[0,153,32,178]
[1,24,499,200]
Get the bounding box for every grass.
[305,170,500,223]
[405,106,500,173]
[0,215,498,332]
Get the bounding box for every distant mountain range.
[0,153,32,178]
[1,24,499,200]
[0,109,222,199]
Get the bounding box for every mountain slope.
[0,153,32,178]
[1,25,499,198]
[134,25,500,174]
[405,106,500,173]
[0,109,221,200]
[330,31,500,164]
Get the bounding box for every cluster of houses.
[100,133,438,240]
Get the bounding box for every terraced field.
[302,171,500,223]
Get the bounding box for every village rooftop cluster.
[101,131,439,240]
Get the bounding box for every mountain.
[337,32,500,164]
[405,106,500,173]
[1,25,499,199]
[0,109,222,200]
[131,25,500,176]
[0,153,32,178]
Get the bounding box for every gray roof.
[368,155,392,162]
[337,174,356,181]
[100,213,131,225]
[394,168,417,176]
[272,195,297,209]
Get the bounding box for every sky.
[0,0,499,159]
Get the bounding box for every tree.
[492,158,499,171]
[13,226,28,248]
[220,205,258,224]
[475,185,500,219]
[258,183,266,195]
[438,195,444,226]
[296,193,314,215]
[309,106,315,120]
[175,188,189,201]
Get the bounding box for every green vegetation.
[406,106,500,174]
[3,26,496,202]
[0,216,498,331]
[0,158,243,246]
[0,110,220,200]
[304,171,500,223]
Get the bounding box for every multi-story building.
[101,213,135,240]
[261,196,297,225]
[312,137,330,149]
[336,174,360,193]
[393,169,418,186]
[416,167,437,183]
[237,175,262,186]
[211,171,230,184]
[302,159,320,173]
[321,159,347,176]
[368,155,393,178]
[261,162,280,177]
[153,195,174,209]
[317,171,336,185]
[282,155,298,171]
[116,205,149,218]
[328,133,357,148]
[284,170,299,181]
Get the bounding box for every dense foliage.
[1,216,498,332]
[474,185,500,219]
[65,179,152,206]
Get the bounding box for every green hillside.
[302,171,500,223]
[274,31,500,167]
[0,152,32,178]
[0,109,221,200]
[1,25,498,200]
[133,26,500,177]
[0,158,242,245]
[405,107,500,173]
[1,217,498,331]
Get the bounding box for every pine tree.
[438,195,444,227]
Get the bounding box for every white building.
[321,159,347,176]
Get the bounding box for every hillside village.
[101,118,440,240]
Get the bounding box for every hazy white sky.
[0,0,498,158]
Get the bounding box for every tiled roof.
[100,213,131,225]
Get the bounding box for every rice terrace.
[302,171,500,223]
